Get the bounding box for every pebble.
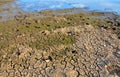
[45,59,50,63]
[66,70,78,77]
[80,69,85,76]
[52,71,66,77]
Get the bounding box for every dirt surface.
[0,6,120,77]
[0,23,120,77]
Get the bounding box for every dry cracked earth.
[0,24,120,77]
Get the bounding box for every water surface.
[16,0,120,14]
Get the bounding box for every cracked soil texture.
[0,24,120,77]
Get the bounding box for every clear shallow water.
[16,0,120,14]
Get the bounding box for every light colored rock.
[34,61,41,68]
[66,70,78,77]
[45,59,50,63]
[52,70,66,77]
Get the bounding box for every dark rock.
[103,26,108,29]
[16,29,19,32]
[71,50,77,54]
[34,26,40,28]
[48,56,53,61]
[16,50,21,56]
[47,24,50,27]
[118,36,120,39]
[112,27,116,30]
[85,23,89,25]
[26,26,29,28]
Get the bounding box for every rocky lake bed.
[0,0,120,77]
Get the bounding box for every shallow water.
[16,0,120,14]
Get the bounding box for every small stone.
[35,20,40,23]
[97,61,106,68]
[48,56,53,61]
[22,69,28,76]
[15,70,21,77]
[34,61,41,68]
[41,70,46,76]
[45,67,52,74]
[66,70,78,77]
[117,51,120,55]
[80,69,85,76]
[43,51,49,59]
[70,60,75,64]
[2,55,6,58]
[26,73,33,77]
[71,50,77,54]
[19,66,24,72]
[52,71,66,77]
[45,59,50,63]
[90,65,96,69]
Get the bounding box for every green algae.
[29,33,75,50]
[0,10,120,55]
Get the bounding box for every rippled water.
[16,0,120,14]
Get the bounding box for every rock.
[15,70,21,77]
[35,20,40,23]
[79,69,85,76]
[43,51,49,58]
[21,69,28,76]
[66,70,78,77]
[9,70,15,77]
[34,61,41,68]
[26,73,33,77]
[45,67,53,74]
[52,70,66,77]
[41,70,47,76]
[45,59,50,63]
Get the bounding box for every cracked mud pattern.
[0,24,120,77]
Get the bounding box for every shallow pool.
[16,0,120,14]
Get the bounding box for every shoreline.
[0,0,120,22]
[0,7,119,38]
[0,7,120,21]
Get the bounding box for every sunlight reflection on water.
[16,0,120,14]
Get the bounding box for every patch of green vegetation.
[49,46,76,61]
[29,33,75,50]
[0,10,120,54]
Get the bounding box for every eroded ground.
[0,9,120,77]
